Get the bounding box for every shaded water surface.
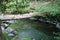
[14,19,55,40]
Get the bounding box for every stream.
[16,27,49,40]
[2,17,60,40]
[14,19,55,40]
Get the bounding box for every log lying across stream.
[0,13,37,20]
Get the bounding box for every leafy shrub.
[35,3,60,16]
[1,0,32,14]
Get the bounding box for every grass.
[2,32,15,40]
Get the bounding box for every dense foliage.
[35,2,60,16]
[1,0,32,14]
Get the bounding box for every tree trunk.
[0,20,3,40]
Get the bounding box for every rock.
[3,20,14,24]
[8,33,15,37]
[4,24,9,27]
[29,17,37,20]
[5,27,14,33]
[56,23,60,29]
[6,20,14,24]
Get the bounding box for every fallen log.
[0,13,37,20]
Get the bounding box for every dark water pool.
[14,19,55,40]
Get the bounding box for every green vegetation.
[0,0,60,40]
[1,0,60,15]
[1,0,33,14]
[35,3,60,16]
[3,32,14,40]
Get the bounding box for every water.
[14,19,53,40]
[16,27,49,40]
